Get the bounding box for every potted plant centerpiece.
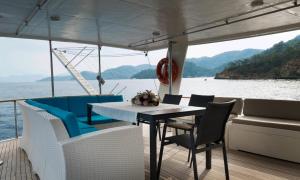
[131,90,160,106]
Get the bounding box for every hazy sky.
[1,29,300,77]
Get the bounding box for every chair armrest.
[59,125,145,180]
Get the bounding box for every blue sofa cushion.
[78,122,92,129]
[77,115,115,124]
[34,97,69,111]
[79,127,98,134]
[26,99,50,110]
[68,96,99,117]
[26,100,80,138]
[97,95,123,103]
[78,122,98,135]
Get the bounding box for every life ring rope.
[156,58,179,85]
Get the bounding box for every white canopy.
[1,0,300,51]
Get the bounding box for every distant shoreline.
[2,77,300,84]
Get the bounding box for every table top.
[138,106,205,120]
[90,102,184,112]
[90,102,205,122]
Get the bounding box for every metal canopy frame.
[129,0,300,49]
[0,0,300,51]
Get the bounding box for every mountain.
[39,48,262,81]
[131,69,156,79]
[102,64,154,79]
[132,61,217,79]
[216,35,300,79]
[0,74,47,82]
[187,49,262,69]
[182,61,215,77]
[38,65,155,81]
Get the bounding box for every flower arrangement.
[131,90,160,106]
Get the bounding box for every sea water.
[0,78,299,140]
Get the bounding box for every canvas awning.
[1,0,300,51]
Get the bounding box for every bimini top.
[0,0,300,51]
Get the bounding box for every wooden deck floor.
[0,139,38,180]
[0,138,300,180]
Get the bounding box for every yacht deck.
[0,137,300,180]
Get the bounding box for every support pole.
[96,19,102,95]
[47,10,55,97]
[98,44,102,94]
[14,101,18,139]
[168,41,173,94]
[49,40,55,97]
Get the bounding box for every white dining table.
[90,101,185,123]
[87,101,205,180]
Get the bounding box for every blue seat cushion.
[26,100,80,138]
[78,122,98,135]
[97,95,123,103]
[79,127,98,134]
[34,97,69,111]
[26,99,51,110]
[77,115,115,125]
[78,122,92,129]
[68,96,99,117]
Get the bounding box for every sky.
[1,29,300,78]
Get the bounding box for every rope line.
[145,51,158,92]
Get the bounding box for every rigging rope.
[56,47,144,58]
[145,51,158,92]
[56,46,158,94]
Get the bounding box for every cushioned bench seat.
[26,99,98,137]
[34,95,123,125]
[232,116,300,131]
[78,122,98,134]
[228,98,300,163]
[214,97,243,116]
[18,100,145,180]
[77,115,115,125]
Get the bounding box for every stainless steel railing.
[0,98,27,139]
[0,97,54,140]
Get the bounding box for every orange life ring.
[156,58,179,85]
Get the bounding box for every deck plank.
[1,140,9,180]
[0,139,5,178]
[0,138,299,180]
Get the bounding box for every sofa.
[228,98,300,163]
[213,97,243,119]
[18,95,145,180]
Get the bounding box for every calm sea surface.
[0,78,299,140]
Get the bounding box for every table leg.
[87,104,92,125]
[149,118,157,180]
[206,144,212,169]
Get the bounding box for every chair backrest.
[188,94,215,107]
[196,100,236,145]
[162,94,182,105]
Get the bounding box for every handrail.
[0,98,28,103]
[0,98,24,139]
[0,94,116,103]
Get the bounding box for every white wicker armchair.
[18,101,145,180]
